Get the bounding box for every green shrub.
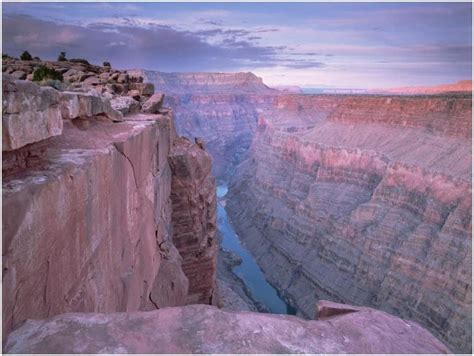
[33,56,41,60]
[2,53,13,60]
[57,51,67,61]
[70,58,90,65]
[103,61,111,67]
[20,51,32,61]
[32,65,63,82]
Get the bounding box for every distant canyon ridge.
[131,68,472,354]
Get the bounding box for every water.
[217,185,296,315]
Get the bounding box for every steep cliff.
[227,94,472,353]
[2,75,217,340]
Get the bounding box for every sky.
[2,2,472,88]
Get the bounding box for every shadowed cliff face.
[226,95,472,353]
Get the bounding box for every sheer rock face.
[169,137,218,304]
[2,75,63,151]
[4,303,450,354]
[2,113,176,337]
[2,108,217,342]
[227,95,472,353]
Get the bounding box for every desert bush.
[20,51,32,61]
[32,65,63,82]
[57,51,67,61]
[103,61,111,67]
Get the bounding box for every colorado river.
[217,185,296,315]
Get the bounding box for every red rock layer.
[169,137,218,304]
[227,97,472,353]
[2,110,218,339]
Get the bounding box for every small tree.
[20,51,32,61]
[103,61,111,67]
[32,65,63,82]
[57,51,67,61]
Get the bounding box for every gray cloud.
[3,14,321,72]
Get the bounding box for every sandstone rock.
[2,75,63,151]
[141,93,164,113]
[130,82,155,96]
[127,89,140,99]
[59,91,123,122]
[117,73,129,84]
[148,243,189,309]
[82,76,101,86]
[110,96,140,116]
[4,303,450,354]
[79,73,94,82]
[99,72,110,81]
[26,73,33,81]
[226,97,472,353]
[11,70,26,80]
[2,112,181,337]
[169,137,217,304]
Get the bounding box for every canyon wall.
[2,73,217,339]
[227,93,472,353]
[130,69,277,180]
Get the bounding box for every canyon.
[2,60,470,353]
[136,69,472,353]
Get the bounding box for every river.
[217,185,296,315]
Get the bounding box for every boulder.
[11,70,26,80]
[141,93,164,114]
[117,73,129,84]
[59,91,123,122]
[127,90,140,100]
[2,75,63,151]
[4,303,451,354]
[82,76,101,86]
[130,82,155,96]
[110,96,140,116]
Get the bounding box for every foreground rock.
[4,302,450,354]
[2,81,217,339]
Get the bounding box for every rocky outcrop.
[2,74,63,151]
[169,137,218,304]
[4,302,450,354]
[2,76,217,341]
[227,95,472,353]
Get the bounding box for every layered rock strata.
[227,94,472,353]
[2,77,217,341]
[4,302,450,354]
[169,137,218,304]
[130,69,277,180]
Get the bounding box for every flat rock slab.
[5,303,450,354]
